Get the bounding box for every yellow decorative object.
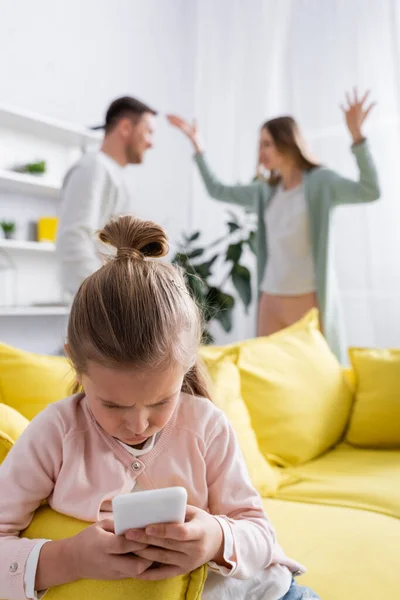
[202,355,278,496]
[347,348,400,447]
[22,506,206,600]
[237,310,354,466]
[0,343,74,420]
[37,216,58,242]
[0,403,29,463]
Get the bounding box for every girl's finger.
[99,518,115,533]
[137,564,183,581]
[127,529,197,549]
[110,554,152,578]
[111,532,148,555]
[135,545,185,565]
[353,86,359,104]
[345,92,351,109]
[184,505,198,520]
[143,519,201,542]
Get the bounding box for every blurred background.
[0,0,398,353]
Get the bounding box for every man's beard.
[126,147,143,165]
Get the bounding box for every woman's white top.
[261,182,316,295]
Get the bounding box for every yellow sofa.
[200,311,400,599]
[1,311,400,600]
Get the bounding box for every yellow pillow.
[347,348,400,447]
[22,506,206,600]
[238,310,354,466]
[0,403,29,463]
[0,343,75,420]
[203,355,278,496]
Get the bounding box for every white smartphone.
[112,486,188,535]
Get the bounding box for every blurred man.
[56,96,157,300]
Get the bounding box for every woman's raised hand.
[166,115,204,154]
[341,88,376,144]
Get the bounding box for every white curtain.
[190,0,400,348]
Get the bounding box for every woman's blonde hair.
[67,215,211,398]
[260,116,320,185]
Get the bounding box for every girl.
[0,215,320,600]
[167,88,380,362]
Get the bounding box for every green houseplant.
[0,221,16,240]
[172,211,256,343]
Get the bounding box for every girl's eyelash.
[100,401,170,409]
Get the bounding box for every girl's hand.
[166,115,204,154]
[71,519,152,580]
[341,88,376,144]
[36,519,152,590]
[125,505,226,580]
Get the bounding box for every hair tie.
[116,247,143,260]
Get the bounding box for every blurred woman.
[167,89,380,361]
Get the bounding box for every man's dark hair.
[92,96,157,133]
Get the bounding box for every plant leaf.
[227,221,240,234]
[187,248,204,259]
[207,286,235,333]
[231,264,252,311]
[188,231,201,242]
[205,287,235,325]
[247,231,257,255]
[226,242,242,264]
[172,252,189,267]
[185,271,208,303]
[202,329,215,345]
[206,287,235,310]
[194,255,218,279]
[214,307,233,332]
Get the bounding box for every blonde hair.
[260,116,320,185]
[67,215,211,398]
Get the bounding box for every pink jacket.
[0,393,303,599]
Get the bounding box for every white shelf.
[0,306,69,317]
[0,169,60,198]
[0,239,55,252]
[0,103,102,146]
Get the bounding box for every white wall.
[0,0,198,352]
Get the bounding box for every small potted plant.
[12,160,47,175]
[0,221,16,240]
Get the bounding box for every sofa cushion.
[237,310,354,466]
[22,506,206,600]
[201,354,278,496]
[264,497,400,600]
[347,348,400,447]
[275,442,400,519]
[0,403,29,463]
[0,342,74,420]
